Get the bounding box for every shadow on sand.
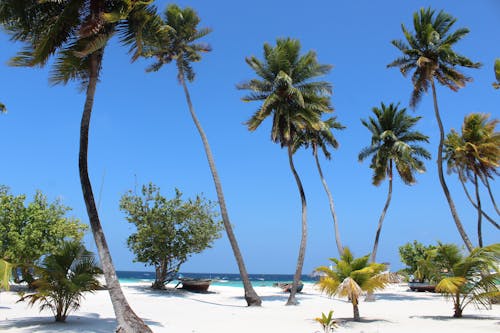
[410,314,500,321]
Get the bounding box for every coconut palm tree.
[239,38,332,305]
[0,1,156,331]
[388,7,481,251]
[139,4,261,306]
[359,102,430,263]
[444,113,500,247]
[434,243,500,318]
[18,240,102,322]
[315,247,390,321]
[292,117,345,256]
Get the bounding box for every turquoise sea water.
[117,271,318,288]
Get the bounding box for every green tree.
[398,240,436,277]
[315,247,390,321]
[239,38,332,305]
[0,1,157,330]
[293,117,345,256]
[493,59,500,89]
[140,4,262,306]
[444,113,500,247]
[388,7,481,252]
[120,183,223,289]
[0,187,86,286]
[18,240,102,322]
[434,243,500,318]
[359,103,430,263]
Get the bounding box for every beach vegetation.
[315,247,390,321]
[433,243,500,317]
[359,103,430,263]
[18,240,102,322]
[139,4,262,306]
[314,310,338,332]
[444,113,500,246]
[0,186,86,288]
[388,7,481,252]
[239,37,333,305]
[399,241,437,277]
[0,0,159,330]
[120,183,223,290]
[0,259,13,291]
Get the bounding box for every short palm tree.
[359,102,430,263]
[293,117,345,256]
[139,5,261,306]
[315,247,389,321]
[388,7,481,252]
[18,241,102,322]
[434,243,500,318]
[0,1,156,331]
[239,38,332,305]
[444,114,500,247]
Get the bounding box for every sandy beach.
[0,283,498,332]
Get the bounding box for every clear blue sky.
[0,0,498,274]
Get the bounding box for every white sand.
[0,283,498,332]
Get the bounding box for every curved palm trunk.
[474,174,483,247]
[313,149,343,256]
[371,163,393,263]
[286,145,307,306]
[352,298,360,321]
[80,53,152,333]
[459,176,499,229]
[484,177,500,216]
[431,80,473,252]
[179,75,261,306]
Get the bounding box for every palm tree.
[434,243,500,318]
[315,247,390,321]
[359,102,430,263]
[388,7,481,252]
[0,1,156,331]
[139,4,261,306]
[293,117,345,256]
[239,38,332,305]
[18,241,102,322]
[493,59,500,89]
[444,113,500,247]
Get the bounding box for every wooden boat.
[179,278,211,292]
[274,282,304,293]
[408,281,436,292]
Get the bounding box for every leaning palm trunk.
[459,176,499,229]
[431,80,473,252]
[179,73,261,306]
[80,53,152,333]
[371,165,393,263]
[286,146,308,306]
[474,174,483,247]
[313,149,343,255]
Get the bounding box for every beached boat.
[408,281,436,292]
[179,278,211,292]
[274,282,304,293]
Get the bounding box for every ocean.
[117,271,319,288]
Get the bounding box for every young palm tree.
[444,113,500,247]
[239,38,332,305]
[434,243,500,318]
[18,241,102,322]
[388,7,481,252]
[315,247,390,321]
[293,117,346,256]
[359,102,430,263]
[139,4,261,306]
[0,1,156,331]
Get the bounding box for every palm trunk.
[353,300,360,321]
[371,163,393,263]
[431,80,473,252]
[484,177,500,216]
[179,74,261,306]
[474,174,483,247]
[80,53,152,333]
[459,175,499,229]
[453,293,463,318]
[313,148,343,256]
[286,145,307,306]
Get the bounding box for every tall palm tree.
[293,117,345,256]
[434,243,500,318]
[388,7,481,252]
[359,102,430,263]
[139,4,261,306]
[238,38,332,305]
[444,113,500,247]
[0,1,156,331]
[315,247,390,321]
